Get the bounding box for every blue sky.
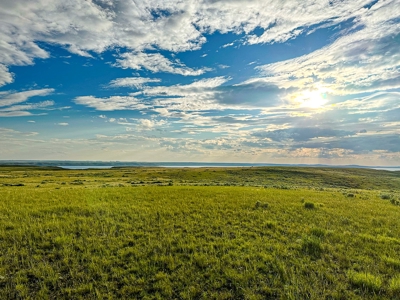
[0,0,399,165]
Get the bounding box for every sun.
[298,89,328,108]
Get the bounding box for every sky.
[0,0,399,165]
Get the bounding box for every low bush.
[390,198,400,206]
[304,202,315,209]
[255,201,269,209]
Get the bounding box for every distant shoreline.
[0,161,399,171]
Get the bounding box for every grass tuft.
[388,275,400,294]
[310,227,326,238]
[347,271,382,292]
[301,236,323,258]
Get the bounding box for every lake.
[371,167,400,171]
[58,166,114,170]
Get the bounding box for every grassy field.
[0,166,400,299]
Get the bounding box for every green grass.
[347,271,382,293]
[0,166,400,299]
[389,275,400,294]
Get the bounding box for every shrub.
[380,193,392,200]
[4,183,25,186]
[390,198,400,206]
[301,236,322,258]
[304,202,315,209]
[70,180,84,185]
[255,201,269,209]
[347,271,382,292]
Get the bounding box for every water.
[371,167,400,171]
[58,166,114,170]
[159,165,253,168]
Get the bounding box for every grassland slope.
[0,167,399,299]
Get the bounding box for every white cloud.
[74,95,146,111]
[218,64,229,69]
[0,100,54,112]
[136,118,168,130]
[144,76,228,94]
[255,0,400,98]
[0,111,33,117]
[76,76,285,112]
[142,76,230,111]
[77,75,233,112]
[0,127,38,137]
[115,52,210,76]
[0,64,13,87]
[197,0,374,44]
[56,122,69,126]
[0,0,382,85]
[222,42,234,48]
[0,89,54,117]
[153,107,170,116]
[108,77,161,89]
[336,92,400,113]
[0,89,54,107]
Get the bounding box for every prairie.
[0,166,399,299]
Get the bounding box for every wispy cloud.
[0,89,54,117]
[0,111,33,117]
[115,52,211,76]
[0,101,54,112]
[74,95,146,111]
[0,89,54,107]
[108,77,161,89]
[256,0,400,98]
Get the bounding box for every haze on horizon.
[0,0,399,165]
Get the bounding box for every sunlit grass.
[0,166,399,299]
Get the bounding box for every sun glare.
[298,89,328,108]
